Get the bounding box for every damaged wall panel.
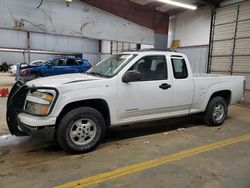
[0,0,154,44]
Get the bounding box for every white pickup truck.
[7,50,245,153]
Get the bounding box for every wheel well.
[210,90,231,105]
[56,99,110,127]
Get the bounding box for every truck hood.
[26,73,101,87]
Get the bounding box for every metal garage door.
[208,0,250,104]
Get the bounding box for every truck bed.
[190,74,245,114]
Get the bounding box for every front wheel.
[204,96,228,126]
[56,107,106,153]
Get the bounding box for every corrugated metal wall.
[0,28,100,65]
[0,52,25,65]
[177,45,209,73]
[209,0,250,90]
[0,30,27,49]
[0,51,65,65]
[0,28,99,52]
[0,51,106,66]
[30,33,99,53]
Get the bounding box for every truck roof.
[120,48,185,57]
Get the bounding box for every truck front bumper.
[17,118,55,140]
[6,81,56,140]
[17,113,56,140]
[18,113,57,127]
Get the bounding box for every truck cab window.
[171,57,188,79]
[129,56,167,81]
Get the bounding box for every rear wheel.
[56,107,106,153]
[204,96,228,126]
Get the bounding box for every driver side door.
[117,55,173,124]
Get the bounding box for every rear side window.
[57,59,65,66]
[66,59,79,66]
[171,57,188,79]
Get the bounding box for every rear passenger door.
[117,55,173,123]
[170,55,194,116]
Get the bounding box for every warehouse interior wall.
[0,0,155,64]
[0,0,154,45]
[155,33,168,49]
[168,7,211,73]
[177,46,209,73]
[170,7,211,47]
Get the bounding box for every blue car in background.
[17,57,91,81]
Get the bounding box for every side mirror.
[122,70,140,83]
[47,63,52,68]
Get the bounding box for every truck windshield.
[88,54,137,78]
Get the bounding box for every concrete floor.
[0,106,250,188]
[0,73,15,87]
[0,73,250,188]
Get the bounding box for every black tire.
[204,96,228,126]
[56,107,106,153]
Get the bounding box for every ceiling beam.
[80,0,169,34]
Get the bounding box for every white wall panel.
[30,33,99,53]
[101,41,111,54]
[168,7,210,74]
[171,7,211,47]
[0,51,25,64]
[82,53,104,65]
[29,54,59,62]
[177,46,208,73]
[0,0,154,44]
[0,29,27,49]
[0,51,58,64]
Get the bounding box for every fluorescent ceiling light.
[157,0,197,10]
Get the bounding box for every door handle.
[159,83,171,90]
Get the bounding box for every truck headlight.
[24,90,57,116]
